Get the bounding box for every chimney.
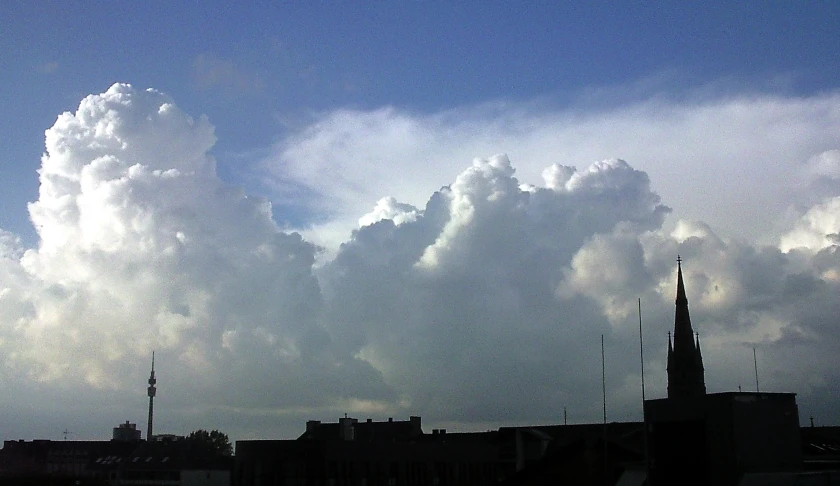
[409,415,422,436]
[388,417,393,422]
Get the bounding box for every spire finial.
[675,256,688,304]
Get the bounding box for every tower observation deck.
[147,352,156,440]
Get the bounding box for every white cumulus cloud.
[0,84,390,440]
[264,90,840,252]
[3,84,840,442]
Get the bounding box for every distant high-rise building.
[113,421,141,441]
[667,257,706,398]
[147,352,156,441]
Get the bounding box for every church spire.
[667,257,706,398]
[673,256,695,353]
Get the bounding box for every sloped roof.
[118,439,231,471]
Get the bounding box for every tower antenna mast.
[147,351,157,441]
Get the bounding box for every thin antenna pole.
[602,335,607,424]
[564,406,567,426]
[639,298,649,476]
[753,347,760,393]
[602,334,608,485]
[638,298,646,401]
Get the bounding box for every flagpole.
[602,334,608,485]
[639,299,649,477]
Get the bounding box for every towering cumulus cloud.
[0,85,390,437]
[19,84,319,384]
[320,155,671,423]
[2,84,840,440]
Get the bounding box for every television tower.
[146,352,156,441]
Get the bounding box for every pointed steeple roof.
[667,257,706,398]
[673,256,695,353]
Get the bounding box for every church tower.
[667,257,706,398]
[147,352,156,440]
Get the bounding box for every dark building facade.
[112,421,142,442]
[234,417,650,486]
[0,437,232,485]
[645,392,802,485]
[235,416,501,486]
[495,423,645,486]
[0,439,138,483]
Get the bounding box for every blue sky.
[3,2,840,242]
[2,3,840,441]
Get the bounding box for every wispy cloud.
[36,61,59,74]
[263,89,840,252]
[191,53,265,98]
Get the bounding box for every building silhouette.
[234,416,505,485]
[112,421,141,442]
[666,256,706,398]
[233,416,646,486]
[645,259,805,486]
[0,435,232,485]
